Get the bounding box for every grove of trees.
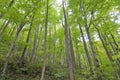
[0,0,120,80]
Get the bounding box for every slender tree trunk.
[30,23,39,62]
[0,20,8,32]
[62,0,74,80]
[80,1,100,70]
[79,23,93,73]
[117,31,120,45]
[19,19,33,66]
[36,27,43,55]
[40,0,49,80]
[48,25,52,64]
[110,34,120,53]
[80,2,102,79]
[0,20,10,39]
[53,25,56,64]
[69,29,76,71]
[74,33,82,69]
[106,35,117,55]
[9,24,16,36]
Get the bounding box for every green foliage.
[0,42,9,55]
[112,54,120,60]
[54,72,65,78]
[0,0,120,80]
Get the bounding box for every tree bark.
[69,29,76,71]
[0,20,8,32]
[0,20,10,39]
[79,23,93,73]
[40,0,49,80]
[62,0,74,80]
[19,16,34,66]
[30,23,39,62]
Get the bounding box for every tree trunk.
[80,1,100,70]
[69,29,76,71]
[62,0,74,80]
[9,24,16,36]
[0,20,10,39]
[19,19,33,66]
[40,0,49,80]
[79,23,93,73]
[0,20,8,32]
[110,34,120,53]
[30,23,39,62]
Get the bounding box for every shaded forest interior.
[0,0,120,80]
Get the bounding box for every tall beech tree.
[62,0,74,80]
[40,0,49,80]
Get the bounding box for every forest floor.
[0,58,117,80]
[0,61,92,80]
